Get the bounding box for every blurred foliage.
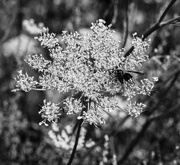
[0,0,180,165]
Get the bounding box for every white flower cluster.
[14,19,157,125]
[39,100,60,126]
[13,70,38,92]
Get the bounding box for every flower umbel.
[13,19,157,125]
[39,100,61,126]
[12,70,38,92]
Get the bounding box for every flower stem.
[66,119,83,165]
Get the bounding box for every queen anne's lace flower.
[39,100,60,126]
[13,19,157,126]
[13,70,38,92]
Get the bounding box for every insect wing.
[116,70,124,84]
[126,70,144,75]
[118,75,124,84]
[123,73,133,82]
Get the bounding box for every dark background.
[0,0,180,164]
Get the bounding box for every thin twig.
[66,119,83,165]
[158,0,177,23]
[142,16,180,40]
[111,0,119,25]
[160,16,180,26]
[124,0,178,58]
[121,0,129,48]
[141,23,160,41]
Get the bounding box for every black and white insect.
[111,69,144,84]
